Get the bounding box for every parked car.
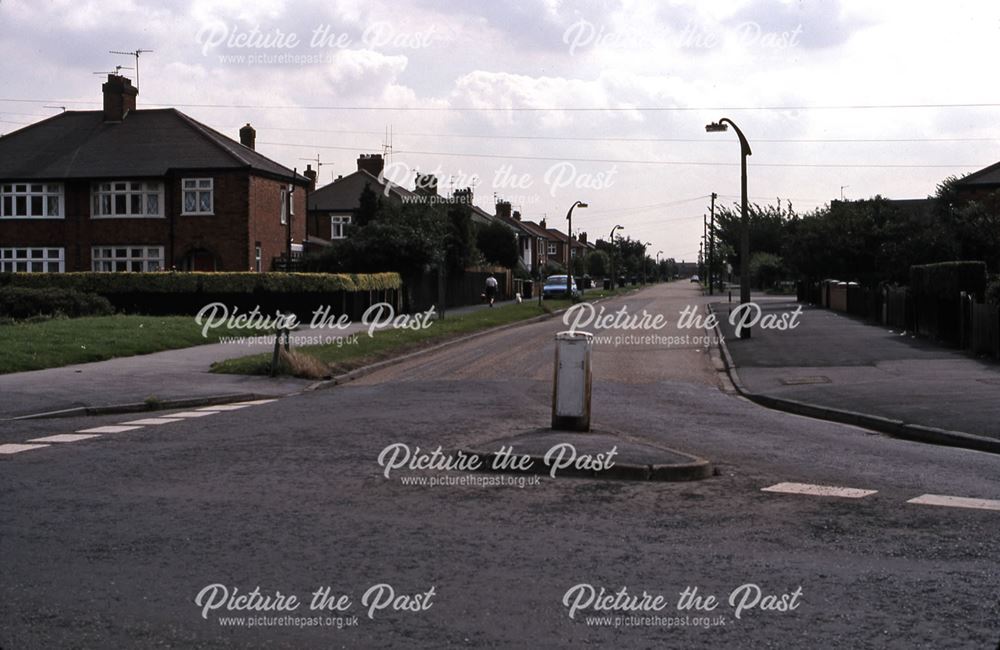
[690,274,700,283]
[542,275,579,299]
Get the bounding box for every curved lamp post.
[706,117,752,338]
[656,250,663,281]
[609,224,622,290]
[566,200,588,297]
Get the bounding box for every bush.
[0,286,113,319]
[986,277,1000,306]
[0,271,401,294]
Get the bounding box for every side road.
[0,298,529,419]
[712,297,1000,450]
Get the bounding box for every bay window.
[92,246,164,272]
[1,183,64,218]
[92,181,164,218]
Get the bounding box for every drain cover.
[780,376,831,385]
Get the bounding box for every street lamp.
[656,250,663,282]
[609,224,622,290]
[642,241,651,285]
[706,118,752,338]
[566,200,588,297]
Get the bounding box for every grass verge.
[0,315,243,374]
[211,286,637,378]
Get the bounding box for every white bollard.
[551,331,593,431]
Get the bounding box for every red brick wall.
[248,176,306,271]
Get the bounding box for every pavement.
[0,298,520,419]
[712,295,1000,446]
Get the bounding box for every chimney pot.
[239,123,256,150]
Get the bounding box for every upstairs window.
[280,185,294,225]
[330,214,351,239]
[1,183,64,218]
[92,181,163,218]
[183,178,214,215]
[548,242,557,255]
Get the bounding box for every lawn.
[0,315,244,374]
[211,285,637,377]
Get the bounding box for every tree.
[476,221,519,268]
[444,202,477,273]
[587,250,610,277]
[355,183,379,227]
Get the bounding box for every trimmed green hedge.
[0,286,114,319]
[0,272,401,294]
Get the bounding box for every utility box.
[551,331,593,431]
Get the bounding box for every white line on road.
[762,482,878,499]
[197,404,251,411]
[0,443,51,454]
[121,418,185,425]
[164,411,218,418]
[28,434,102,443]
[234,399,279,405]
[907,494,1000,512]
[77,425,143,434]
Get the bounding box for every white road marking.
[77,425,143,434]
[163,411,217,418]
[28,434,102,443]
[233,399,279,405]
[197,404,251,411]
[762,482,878,499]
[121,418,185,425]
[0,443,51,454]
[907,494,1000,512]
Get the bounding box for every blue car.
[542,275,578,299]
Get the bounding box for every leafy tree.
[444,202,477,273]
[355,183,379,227]
[587,250,610,277]
[476,221,519,268]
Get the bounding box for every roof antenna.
[93,65,134,76]
[109,49,154,87]
[300,154,328,180]
[381,124,394,167]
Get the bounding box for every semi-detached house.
[0,74,309,273]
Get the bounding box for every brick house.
[306,154,416,246]
[0,75,308,273]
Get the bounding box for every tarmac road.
[1,282,998,648]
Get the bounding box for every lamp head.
[705,121,728,133]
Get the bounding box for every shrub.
[0,286,113,319]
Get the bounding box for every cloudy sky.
[1,0,999,262]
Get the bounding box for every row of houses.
[0,74,593,275]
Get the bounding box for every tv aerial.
[93,65,134,76]
[109,49,154,87]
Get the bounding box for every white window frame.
[254,245,262,273]
[91,181,164,218]
[547,242,557,255]
[280,185,295,225]
[182,178,214,215]
[0,183,64,219]
[91,246,165,272]
[330,214,351,239]
[0,247,65,272]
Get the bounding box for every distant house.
[519,218,556,275]
[954,160,1000,202]
[493,201,538,272]
[544,227,589,269]
[0,74,308,273]
[305,154,417,246]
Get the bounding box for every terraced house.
[0,75,309,273]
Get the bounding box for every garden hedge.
[0,272,402,317]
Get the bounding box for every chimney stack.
[357,154,384,178]
[579,231,588,244]
[512,210,521,221]
[495,200,512,220]
[239,123,256,150]
[304,164,317,191]
[101,74,138,122]
[453,187,473,205]
[414,173,438,196]
[540,218,547,229]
